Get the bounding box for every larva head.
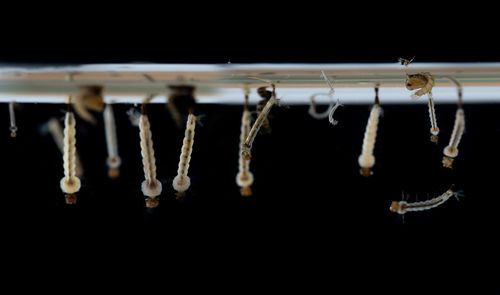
[145,197,159,208]
[390,201,407,214]
[360,167,372,177]
[108,168,120,179]
[405,74,428,90]
[141,179,162,198]
[240,187,252,197]
[175,191,186,202]
[242,151,251,161]
[60,177,81,194]
[173,175,191,193]
[430,135,439,143]
[442,156,454,169]
[65,194,77,205]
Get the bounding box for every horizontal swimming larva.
[390,185,459,214]
[242,79,279,160]
[8,101,17,137]
[442,76,465,168]
[236,87,254,196]
[358,85,382,177]
[173,112,197,201]
[60,102,81,205]
[103,103,121,178]
[139,95,162,208]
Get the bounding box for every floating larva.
[8,101,17,137]
[139,96,162,208]
[173,112,197,201]
[242,80,279,160]
[390,185,459,214]
[103,103,121,178]
[442,77,465,168]
[60,105,81,205]
[358,85,382,177]
[46,117,84,178]
[236,87,254,197]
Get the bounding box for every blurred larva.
[358,85,382,177]
[103,103,121,178]
[390,185,459,214]
[60,104,81,205]
[72,85,104,124]
[442,77,465,168]
[8,101,17,137]
[236,86,254,196]
[173,112,197,201]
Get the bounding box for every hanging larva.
[8,101,17,137]
[358,85,382,177]
[390,185,459,214]
[60,98,81,205]
[442,76,465,168]
[172,112,197,201]
[139,94,162,208]
[104,103,121,178]
[241,79,279,160]
[236,85,254,197]
[46,117,84,178]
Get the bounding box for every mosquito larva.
[8,101,17,137]
[104,103,121,179]
[241,82,279,160]
[442,77,465,168]
[173,112,197,201]
[358,85,382,177]
[236,86,254,197]
[139,95,162,208]
[309,71,342,122]
[60,103,81,205]
[46,117,84,178]
[427,92,440,142]
[390,185,459,214]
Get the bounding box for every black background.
[1,6,499,291]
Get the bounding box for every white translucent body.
[393,189,456,214]
[104,104,121,169]
[358,104,381,169]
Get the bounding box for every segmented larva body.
[358,104,382,177]
[237,109,254,196]
[60,111,81,204]
[103,104,121,178]
[173,113,196,199]
[9,101,17,137]
[406,72,435,99]
[442,108,465,168]
[139,114,162,201]
[47,118,84,178]
[390,186,457,214]
[241,94,278,160]
[427,92,440,142]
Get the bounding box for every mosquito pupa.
[72,85,105,124]
[172,111,197,201]
[390,185,459,214]
[46,117,84,178]
[308,71,342,123]
[236,85,254,196]
[442,77,465,168]
[8,101,17,137]
[60,100,81,204]
[358,85,382,177]
[103,103,121,178]
[139,95,162,208]
[242,79,279,160]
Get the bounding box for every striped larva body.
[242,93,278,160]
[237,108,254,196]
[442,108,465,168]
[173,113,197,200]
[358,104,382,177]
[406,72,435,99]
[390,186,458,214]
[103,103,121,178]
[139,114,162,206]
[60,111,81,204]
[9,101,17,137]
[46,118,84,178]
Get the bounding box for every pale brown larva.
[390,185,458,214]
[173,113,197,200]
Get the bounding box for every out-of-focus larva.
[172,112,197,201]
[8,101,17,137]
[390,185,459,214]
[242,79,279,160]
[46,117,84,178]
[103,103,121,179]
[60,102,81,205]
[168,85,196,129]
[442,77,465,168]
[139,95,162,208]
[358,85,382,177]
[236,85,254,196]
[72,85,105,124]
[127,107,141,127]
